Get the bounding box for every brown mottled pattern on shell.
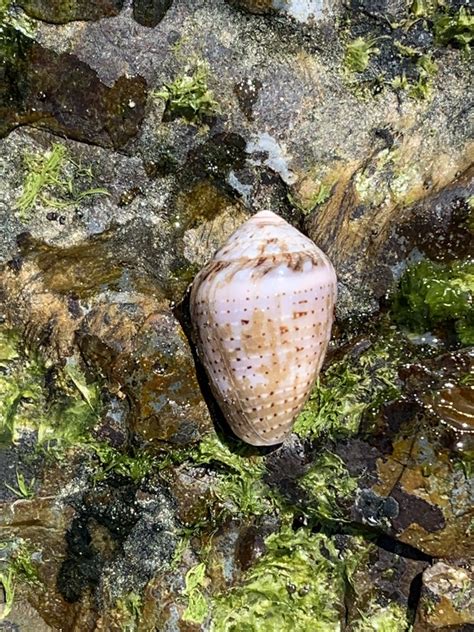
[190,211,337,446]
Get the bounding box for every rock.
[414,562,474,631]
[165,465,216,526]
[307,161,474,321]
[228,0,274,14]
[0,0,473,627]
[78,297,212,445]
[1,236,213,446]
[17,0,124,24]
[345,537,429,630]
[0,597,53,631]
[133,0,173,27]
[1,32,147,149]
[348,348,474,558]
[229,0,341,22]
[0,493,80,629]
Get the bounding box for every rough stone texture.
[17,0,124,24]
[414,562,474,631]
[0,235,213,445]
[79,297,212,445]
[346,539,430,629]
[0,0,469,319]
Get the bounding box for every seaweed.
[391,258,474,345]
[294,339,401,441]
[15,143,109,220]
[192,434,273,517]
[154,63,220,122]
[210,528,350,631]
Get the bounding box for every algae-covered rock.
[1,0,473,628]
[17,0,124,24]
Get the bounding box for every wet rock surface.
[1,33,147,148]
[414,562,474,631]
[1,0,473,629]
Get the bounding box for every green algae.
[434,7,473,53]
[0,539,40,621]
[4,469,35,499]
[192,434,273,517]
[115,591,143,632]
[392,53,437,100]
[294,339,400,441]
[0,326,101,452]
[210,527,350,632]
[392,258,474,345]
[298,451,357,524]
[155,63,220,122]
[182,562,209,624]
[352,600,409,632]
[15,143,109,220]
[91,443,154,483]
[344,36,380,73]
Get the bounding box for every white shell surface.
[190,210,337,446]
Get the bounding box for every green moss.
[434,7,473,53]
[344,36,381,73]
[154,63,220,122]
[0,326,102,453]
[182,562,209,624]
[298,451,357,524]
[0,539,40,621]
[15,143,109,220]
[391,258,474,345]
[352,600,409,632]
[294,340,400,441]
[116,592,143,632]
[210,527,352,631]
[192,434,273,517]
[91,443,154,483]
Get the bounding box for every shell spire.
[190,210,337,446]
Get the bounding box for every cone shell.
[190,210,337,446]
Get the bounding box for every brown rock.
[414,562,474,631]
[227,0,274,14]
[1,34,147,149]
[132,0,173,27]
[78,297,212,445]
[17,0,124,23]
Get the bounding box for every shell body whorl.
[190,210,337,446]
